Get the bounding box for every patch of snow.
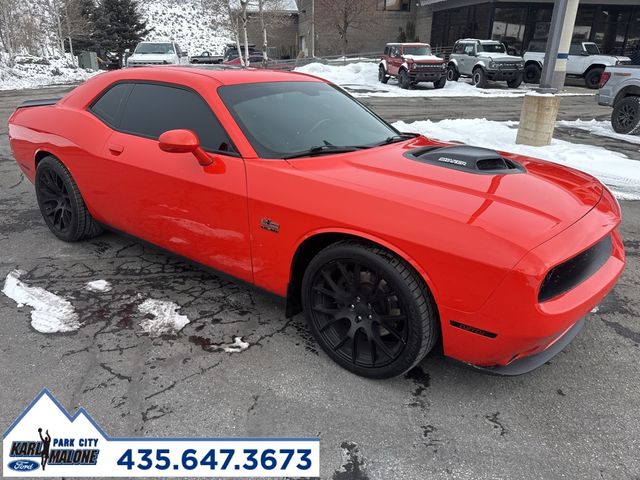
[557,119,640,146]
[295,62,595,98]
[393,118,640,200]
[591,306,599,313]
[2,269,81,333]
[138,298,190,337]
[85,280,112,293]
[221,336,250,353]
[0,53,100,91]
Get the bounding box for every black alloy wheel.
[35,156,103,242]
[302,241,438,378]
[611,96,640,135]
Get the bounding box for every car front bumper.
[409,70,446,82]
[486,68,523,81]
[439,187,625,373]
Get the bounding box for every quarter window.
[90,83,132,127]
[118,83,233,154]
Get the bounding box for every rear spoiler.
[17,98,61,109]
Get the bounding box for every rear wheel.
[301,241,439,379]
[472,68,487,88]
[585,67,603,89]
[35,156,103,242]
[507,74,523,88]
[433,76,447,89]
[378,65,389,84]
[399,69,411,89]
[611,96,640,135]
[523,63,541,84]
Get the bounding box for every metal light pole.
[311,0,315,58]
[539,0,580,92]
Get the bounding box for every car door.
[389,46,401,75]
[86,81,253,282]
[460,43,474,75]
[566,43,585,75]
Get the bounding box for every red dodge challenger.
[8,67,625,378]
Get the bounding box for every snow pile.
[393,118,640,200]
[140,0,230,56]
[558,119,640,146]
[221,337,250,353]
[85,280,113,293]
[295,62,595,98]
[138,298,190,337]
[0,53,100,91]
[2,270,82,333]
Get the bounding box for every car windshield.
[403,46,431,56]
[583,43,600,55]
[219,82,400,159]
[479,43,505,53]
[135,43,174,54]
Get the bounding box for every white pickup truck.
[523,41,631,89]
[125,41,189,67]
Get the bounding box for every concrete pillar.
[516,93,561,146]
[550,0,580,90]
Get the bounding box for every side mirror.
[159,129,212,166]
[581,51,590,56]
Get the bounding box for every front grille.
[494,63,521,70]
[413,63,445,70]
[538,234,612,303]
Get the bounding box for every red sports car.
[8,67,625,378]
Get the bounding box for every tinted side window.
[463,44,475,55]
[119,83,233,153]
[90,83,132,126]
[453,43,463,54]
[569,43,583,55]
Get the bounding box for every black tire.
[378,65,389,84]
[611,96,640,135]
[472,68,487,88]
[35,156,103,242]
[433,76,447,89]
[523,63,541,84]
[399,69,411,89]
[301,241,439,379]
[507,74,523,88]
[584,67,603,89]
[447,64,459,81]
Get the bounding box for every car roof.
[457,39,501,44]
[385,43,431,47]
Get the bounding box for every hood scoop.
[405,145,525,175]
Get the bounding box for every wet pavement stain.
[602,319,640,345]
[333,441,369,480]
[484,412,508,436]
[421,425,441,452]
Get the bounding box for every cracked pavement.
[1,86,639,479]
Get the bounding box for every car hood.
[589,55,631,64]
[128,54,174,62]
[478,53,523,61]
[403,54,443,63]
[287,137,603,251]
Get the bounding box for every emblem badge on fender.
[260,218,280,233]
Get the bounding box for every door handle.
[108,144,124,155]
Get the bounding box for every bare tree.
[202,0,245,66]
[316,0,374,56]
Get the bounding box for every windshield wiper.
[282,144,371,159]
[375,133,418,146]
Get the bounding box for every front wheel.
[507,74,523,88]
[378,65,389,84]
[611,96,640,135]
[523,63,541,84]
[35,156,103,242]
[585,67,604,89]
[398,69,411,89]
[301,241,439,379]
[447,65,459,81]
[472,68,487,88]
[433,76,447,89]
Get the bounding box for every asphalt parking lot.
[1,86,639,480]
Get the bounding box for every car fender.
[448,58,459,68]
[292,227,442,304]
[473,60,487,71]
[400,61,409,72]
[379,59,388,71]
[613,85,640,106]
[525,59,542,68]
[584,63,606,76]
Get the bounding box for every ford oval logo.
[8,459,39,471]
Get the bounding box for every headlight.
[489,62,497,68]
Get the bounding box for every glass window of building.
[573,7,596,42]
[491,7,527,55]
[593,7,632,55]
[377,0,410,11]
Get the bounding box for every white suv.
[523,41,631,89]
[126,41,189,67]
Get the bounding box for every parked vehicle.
[8,67,624,378]
[190,51,223,64]
[223,44,259,63]
[126,41,189,67]
[447,39,524,88]
[223,54,265,66]
[379,43,447,89]
[598,65,640,134]
[523,41,631,89]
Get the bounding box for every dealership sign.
[2,390,319,477]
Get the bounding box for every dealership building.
[292,0,640,59]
